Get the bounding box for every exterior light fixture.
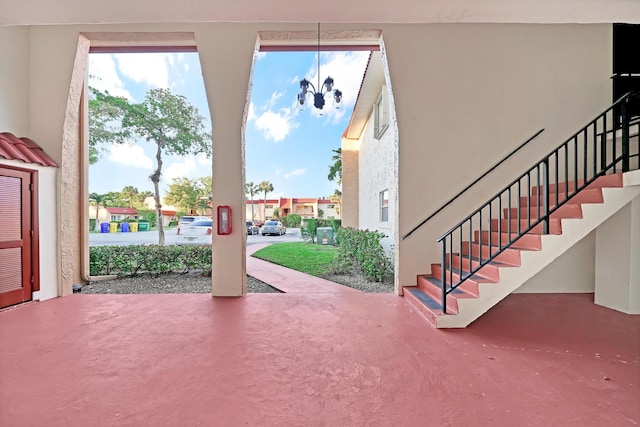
[297,23,343,112]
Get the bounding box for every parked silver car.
[261,220,286,236]
[246,221,259,235]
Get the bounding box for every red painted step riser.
[490,219,562,235]
[461,242,521,266]
[402,288,443,324]
[530,174,622,195]
[503,205,583,220]
[475,231,542,251]
[430,265,483,294]
[520,189,604,207]
[415,277,460,312]
[445,256,501,282]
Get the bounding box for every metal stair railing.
[436,92,639,313]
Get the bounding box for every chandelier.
[297,23,343,112]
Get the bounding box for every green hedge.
[332,227,393,282]
[281,214,301,228]
[90,245,212,277]
[301,218,342,243]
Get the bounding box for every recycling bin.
[130,222,139,232]
[138,221,150,231]
[121,222,130,232]
[100,222,109,233]
[316,227,335,245]
[109,222,118,233]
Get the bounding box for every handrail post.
[441,239,447,314]
[542,158,550,234]
[622,96,630,172]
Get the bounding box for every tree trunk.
[150,142,165,246]
[95,204,100,231]
[250,193,254,220]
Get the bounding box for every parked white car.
[176,219,212,245]
[177,215,210,227]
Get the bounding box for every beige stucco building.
[0,1,638,317]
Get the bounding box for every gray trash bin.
[316,227,334,245]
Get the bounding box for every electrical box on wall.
[217,206,232,235]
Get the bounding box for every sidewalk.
[246,243,361,293]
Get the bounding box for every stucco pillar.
[341,137,360,228]
[196,25,256,296]
[595,196,640,314]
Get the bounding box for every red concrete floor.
[1,292,638,426]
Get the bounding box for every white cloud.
[88,54,132,99]
[255,51,267,61]
[164,157,198,181]
[115,53,177,89]
[275,168,283,176]
[284,168,305,179]
[108,144,153,169]
[290,75,300,84]
[268,91,283,107]
[254,108,298,142]
[302,51,370,122]
[196,153,212,166]
[247,102,256,121]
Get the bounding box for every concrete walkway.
[246,243,361,293]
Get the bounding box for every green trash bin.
[316,227,334,245]
[138,221,150,231]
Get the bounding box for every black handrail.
[435,92,638,314]
[401,128,545,241]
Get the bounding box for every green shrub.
[89,218,96,231]
[332,227,393,282]
[89,244,212,277]
[301,218,318,243]
[281,214,301,228]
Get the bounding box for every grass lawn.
[251,242,337,276]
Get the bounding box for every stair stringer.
[435,183,640,328]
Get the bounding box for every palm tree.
[121,185,139,208]
[258,181,274,221]
[89,192,110,230]
[330,190,342,217]
[245,181,259,221]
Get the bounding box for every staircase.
[403,93,640,328]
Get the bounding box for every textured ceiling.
[1,0,639,26]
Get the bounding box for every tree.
[121,186,139,208]
[327,148,342,184]
[165,177,200,215]
[258,181,274,221]
[245,181,259,221]
[89,193,110,230]
[330,190,342,217]
[195,176,212,215]
[272,206,280,219]
[90,87,210,245]
[164,176,212,216]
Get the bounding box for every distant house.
[246,197,342,221]
[142,196,179,226]
[88,206,139,224]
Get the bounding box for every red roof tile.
[106,207,138,215]
[0,133,58,167]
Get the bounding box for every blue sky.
[88,50,369,200]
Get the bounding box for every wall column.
[196,25,257,296]
[595,197,640,314]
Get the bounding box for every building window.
[265,204,273,209]
[374,91,389,140]
[380,190,389,222]
[327,204,335,209]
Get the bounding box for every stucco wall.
[0,26,30,135]
[358,84,396,251]
[391,24,612,287]
[0,22,617,299]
